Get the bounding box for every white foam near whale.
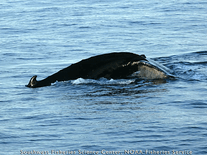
[71,78,135,85]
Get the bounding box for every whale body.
[26,52,173,88]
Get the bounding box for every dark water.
[0,0,207,155]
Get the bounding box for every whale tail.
[26,75,38,88]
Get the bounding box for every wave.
[154,51,207,81]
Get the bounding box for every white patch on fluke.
[137,64,167,79]
[128,60,170,79]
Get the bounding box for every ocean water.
[0,0,207,155]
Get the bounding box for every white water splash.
[71,78,135,85]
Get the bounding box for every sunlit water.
[0,0,207,155]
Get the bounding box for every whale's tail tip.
[26,75,38,88]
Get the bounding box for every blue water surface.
[0,0,207,155]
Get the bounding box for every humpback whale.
[26,52,173,88]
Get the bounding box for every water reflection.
[58,79,168,108]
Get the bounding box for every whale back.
[25,52,174,88]
[26,52,147,88]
